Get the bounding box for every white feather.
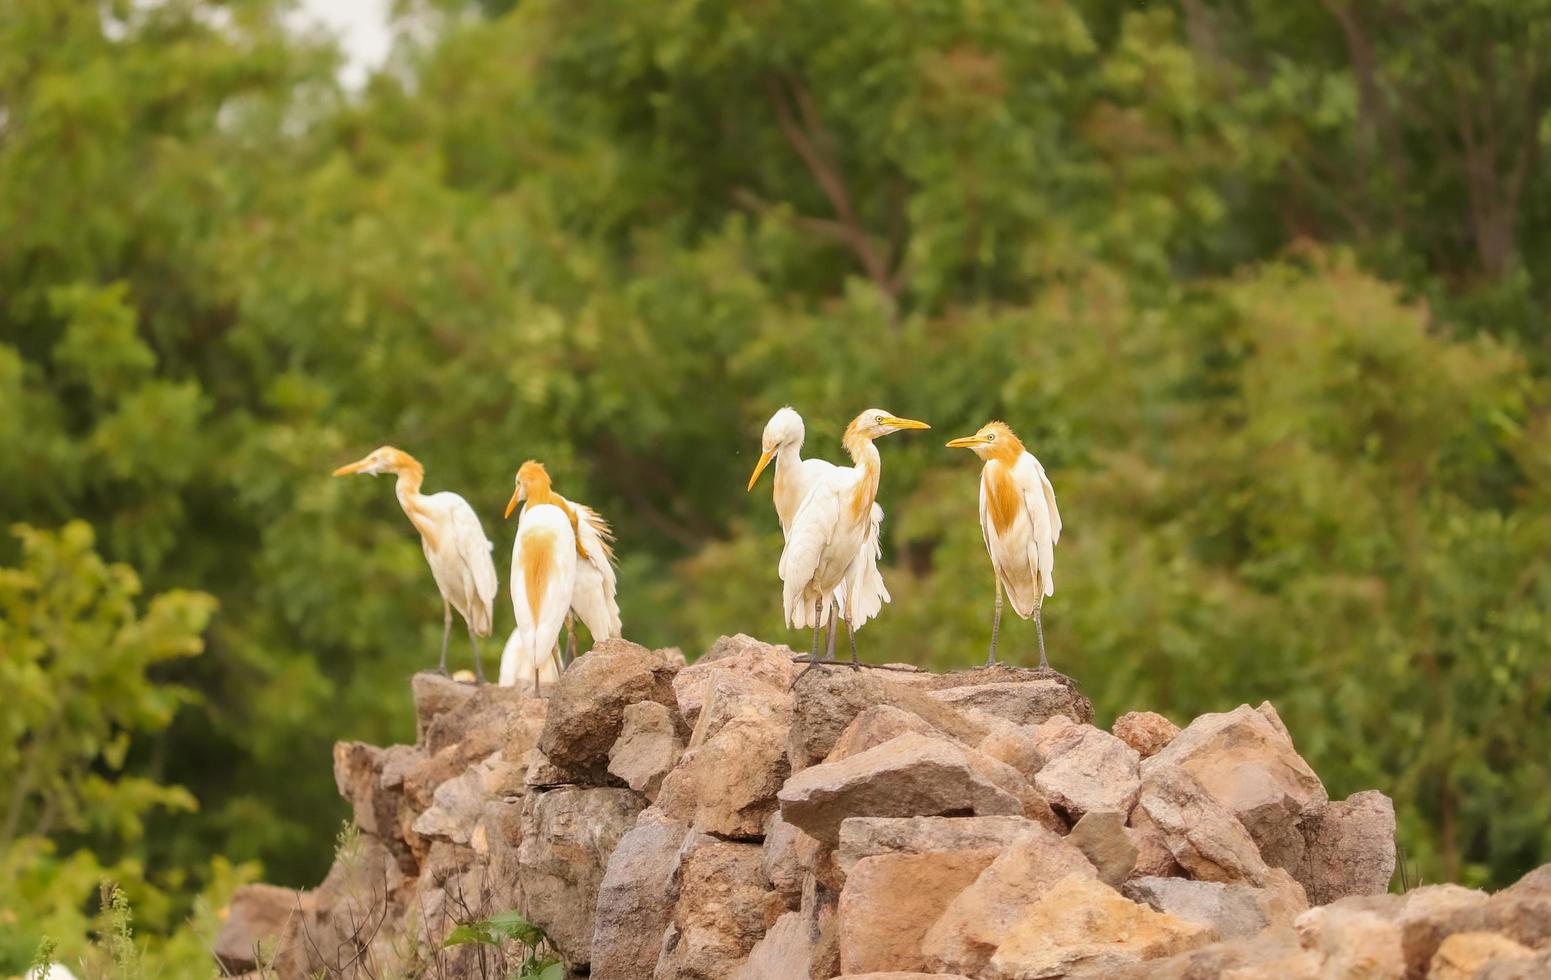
[502,504,576,689]
[419,491,498,637]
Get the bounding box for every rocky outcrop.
[229,634,1550,980]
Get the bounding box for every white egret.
[779,408,929,663]
[500,461,578,690]
[498,627,561,696]
[558,497,621,661]
[747,407,891,658]
[332,446,498,680]
[946,421,1062,668]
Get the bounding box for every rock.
[1394,875,1551,977]
[1113,711,1180,758]
[987,874,1215,979]
[837,815,1048,873]
[1294,790,1397,904]
[213,883,298,974]
[1127,805,1185,879]
[538,639,681,776]
[1124,877,1271,941]
[1110,926,1310,980]
[921,825,1098,975]
[1296,904,1406,978]
[1428,932,1534,980]
[1144,704,1326,872]
[591,810,689,980]
[1477,950,1551,980]
[608,700,686,800]
[273,833,406,979]
[927,680,1088,727]
[1067,810,1139,886]
[787,670,989,772]
[517,786,646,968]
[732,902,843,980]
[1032,722,1141,819]
[524,745,584,787]
[763,812,813,908]
[411,765,488,845]
[666,678,792,839]
[826,705,941,763]
[975,720,1042,775]
[838,850,999,974]
[412,671,479,746]
[840,974,976,979]
[778,732,1024,845]
[654,836,783,980]
[1137,765,1280,887]
[333,741,409,845]
[674,634,796,727]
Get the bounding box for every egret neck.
[390,454,440,550]
[842,419,883,528]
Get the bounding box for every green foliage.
[1,0,1550,965]
[443,910,564,979]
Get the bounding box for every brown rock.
[733,900,843,980]
[1396,877,1551,978]
[517,785,646,968]
[608,700,686,800]
[922,825,1098,974]
[778,732,1024,845]
[987,874,1215,979]
[1294,790,1397,904]
[1123,876,1271,941]
[1127,805,1185,879]
[827,705,941,763]
[1032,722,1142,819]
[412,671,479,747]
[213,883,298,975]
[674,634,797,727]
[1144,704,1326,872]
[273,833,406,979]
[1114,711,1180,758]
[837,815,1047,873]
[1109,926,1310,980]
[591,810,689,980]
[1138,765,1281,887]
[838,850,998,974]
[1477,950,1551,980]
[763,812,815,908]
[927,680,1088,728]
[1067,810,1139,886]
[1428,932,1534,980]
[975,720,1043,775]
[538,639,681,776]
[658,679,792,839]
[654,836,783,980]
[840,974,976,979]
[1295,904,1406,978]
[787,669,990,772]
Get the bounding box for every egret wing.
[843,502,891,629]
[1032,455,1061,545]
[1015,457,1057,598]
[435,492,499,636]
[780,476,844,628]
[569,502,622,640]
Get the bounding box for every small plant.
[442,910,564,980]
[98,882,142,980]
[29,936,58,979]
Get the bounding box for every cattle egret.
[332,446,499,680]
[499,627,561,696]
[748,407,891,659]
[780,408,929,663]
[946,421,1062,668]
[560,498,621,661]
[500,461,579,690]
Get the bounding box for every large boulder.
[538,639,681,776]
[787,670,990,772]
[607,700,686,801]
[653,835,783,980]
[778,732,1024,845]
[838,850,999,974]
[926,680,1089,728]
[986,874,1215,980]
[1143,703,1327,871]
[673,634,797,728]
[1031,717,1142,820]
[1123,876,1271,941]
[213,883,299,975]
[1066,809,1139,886]
[1292,790,1397,904]
[921,825,1098,975]
[591,810,689,980]
[837,815,1048,873]
[658,676,792,839]
[517,786,646,968]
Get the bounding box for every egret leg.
[987,581,1004,667]
[467,624,486,684]
[566,613,578,665]
[825,605,838,662]
[846,615,860,667]
[439,602,452,675]
[1034,598,1049,671]
[810,596,823,661]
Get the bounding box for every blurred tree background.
[3,0,1550,968]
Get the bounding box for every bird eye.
[874,414,885,424]
[986,432,996,441]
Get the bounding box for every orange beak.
[332,455,373,476]
[883,416,931,431]
[747,449,776,492]
[946,434,990,448]
[504,486,522,519]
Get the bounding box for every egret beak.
[747,449,776,492]
[504,487,522,519]
[946,434,990,448]
[332,456,372,476]
[883,416,931,431]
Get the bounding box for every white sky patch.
[292,0,394,90]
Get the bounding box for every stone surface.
[1428,932,1535,980]
[1032,720,1142,819]
[1113,711,1180,758]
[975,719,1042,775]
[787,669,989,772]
[921,825,1098,975]
[926,680,1087,728]
[661,677,792,838]
[1127,804,1185,879]
[591,810,689,980]
[214,883,299,975]
[826,704,941,763]
[538,639,681,775]
[732,900,842,980]
[1294,790,1397,905]
[1067,809,1139,886]
[608,700,686,800]
[1144,704,1327,872]
[837,815,1047,873]
[673,634,797,727]
[1124,876,1271,941]
[1138,765,1278,886]
[653,836,783,980]
[1296,904,1407,978]
[987,873,1216,979]
[838,850,998,975]
[516,785,646,968]
[778,732,1023,845]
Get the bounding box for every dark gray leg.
[468,624,486,684]
[846,615,860,667]
[825,601,838,662]
[987,580,1004,667]
[810,596,823,660]
[439,602,452,675]
[566,613,577,665]
[1034,597,1049,671]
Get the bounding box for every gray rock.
[1123,876,1271,941]
[591,810,689,980]
[608,700,686,800]
[1293,790,1397,905]
[1067,810,1139,887]
[927,680,1088,728]
[837,815,1048,872]
[1032,721,1142,819]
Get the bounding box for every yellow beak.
[332,456,371,476]
[946,434,989,448]
[747,449,776,492]
[504,487,522,519]
[884,416,931,431]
